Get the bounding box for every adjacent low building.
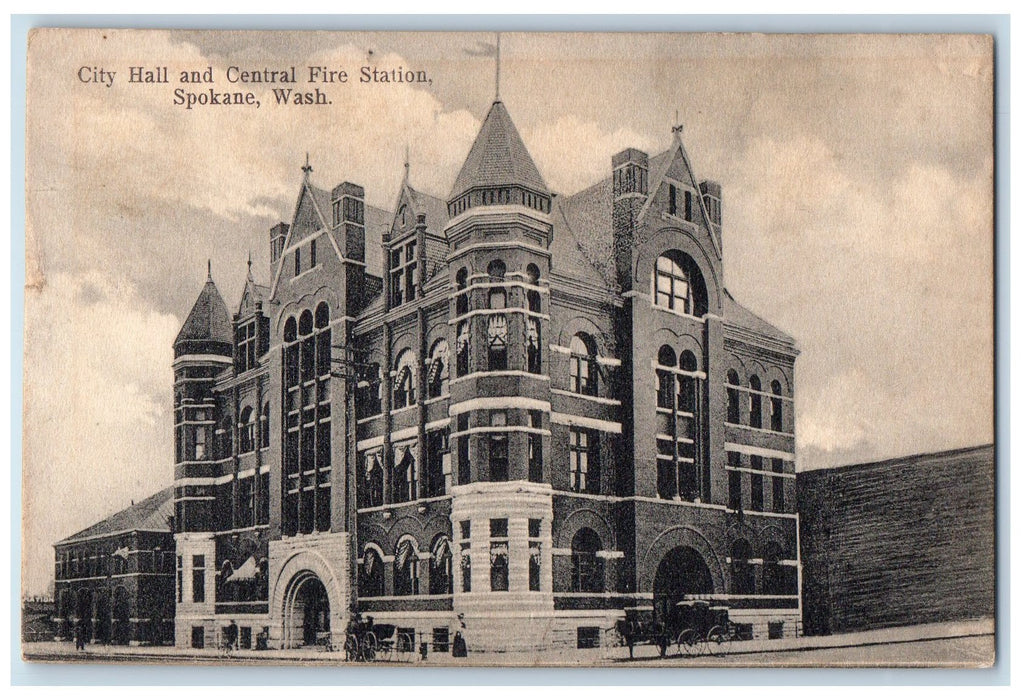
[797,444,995,636]
[53,487,176,645]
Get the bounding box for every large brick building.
[798,444,995,637]
[53,487,175,645]
[171,99,801,652]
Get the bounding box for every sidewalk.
[23,617,994,667]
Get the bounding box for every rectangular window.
[528,411,543,482]
[457,414,470,484]
[569,429,599,494]
[750,472,764,512]
[772,458,785,512]
[191,626,205,649]
[425,430,450,497]
[728,469,742,512]
[668,184,677,215]
[489,518,509,592]
[193,424,206,460]
[487,315,508,370]
[310,238,317,268]
[456,322,470,376]
[489,411,508,481]
[192,555,205,603]
[294,248,301,276]
[684,190,693,221]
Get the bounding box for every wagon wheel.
[705,625,730,656]
[677,628,699,656]
[344,634,360,661]
[360,631,377,662]
[395,633,415,663]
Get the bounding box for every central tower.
[444,99,557,650]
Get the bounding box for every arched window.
[770,380,783,432]
[656,345,676,409]
[456,322,470,376]
[394,538,420,596]
[731,539,755,595]
[427,339,449,398]
[455,267,469,316]
[727,370,741,423]
[260,402,270,449]
[571,528,604,593]
[239,406,255,454]
[570,334,597,396]
[394,443,417,503]
[487,259,506,280]
[749,375,763,428]
[359,452,384,508]
[392,350,416,409]
[526,266,542,374]
[360,547,384,597]
[653,251,707,316]
[429,535,453,595]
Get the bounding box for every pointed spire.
[302,152,313,178]
[404,143,411,180]
[207,258,212,279]
[448,100,549,201]
[247,251,253,277]
[174,268,233,351]
[495,32,501,102]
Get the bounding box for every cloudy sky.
[22,30,993,597]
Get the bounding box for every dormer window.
[389,239,417,307]
[236,320,257,373]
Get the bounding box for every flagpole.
[495,32,501,101]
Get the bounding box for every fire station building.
[171,99,801,652]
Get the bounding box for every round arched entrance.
[282,571,331,648]
[653,546,714,627]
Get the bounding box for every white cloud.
[22,270,180,596]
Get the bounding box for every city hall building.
[171,98,801,652]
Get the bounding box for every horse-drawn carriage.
[613,600,736,658]
[342,617,415,662]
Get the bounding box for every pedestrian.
[75,620,86,652]
[452,630,467,658]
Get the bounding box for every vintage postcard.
[21,29,995,668]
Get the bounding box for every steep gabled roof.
[555,151,671,288]
[57,487,174,545]
[449,100,549,199]
[407,184,449,233]
[174,274,232,346]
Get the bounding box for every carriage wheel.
[360,631,377,662]
[677,629,699,656]
[705,626,730,656]
[394,633,414,663]
[344,634,360,661]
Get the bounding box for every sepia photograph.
[20,28,995,669]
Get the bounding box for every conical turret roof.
[174,273,233,348]
[449,100,549,200]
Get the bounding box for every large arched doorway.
[653,546,714,629]
[284,572,331,648]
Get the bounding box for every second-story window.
[389,239,417,307]
[749,375,763,428]
[392,350,416,410]
[427,340,449,398]
[239,406,254,454]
